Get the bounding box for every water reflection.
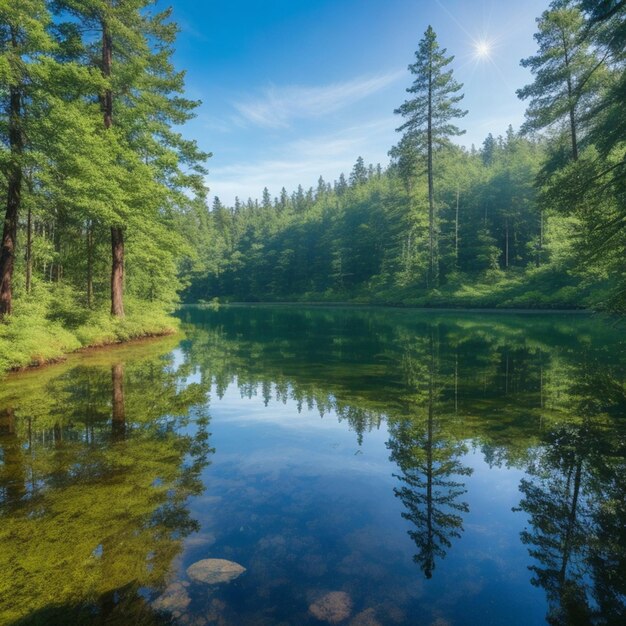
[387,332,473,580]
[516,369,626,626]
[0,339,212,624]
[0,306,625,625]
[175,306,626,623]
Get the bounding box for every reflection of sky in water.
[3,307,624,624]
[178,381,546,626]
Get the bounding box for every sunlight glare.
[474,40,492,60]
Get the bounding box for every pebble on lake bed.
[309,591,353,623]
[350,608,382,626]
[186,558,246,584]
[152,582,191,613]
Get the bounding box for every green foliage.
[0,0,209,369]
[185,4,624,315]
[186,132,595,309]
[0,283,178,375]
[0,340,212,623]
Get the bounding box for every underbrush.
[216,266,600,310]
[0,284,178,376]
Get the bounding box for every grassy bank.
[208,267,609,311]
[0,286,178,376]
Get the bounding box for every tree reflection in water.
[0,340,213,625]
[1,306,625,624]
[387,331,472,579]
[516,370,626,626]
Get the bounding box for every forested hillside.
[187,0,625,312]
[0,1,210,372]
[1,0,625,374]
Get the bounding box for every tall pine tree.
[394,26,466,287]
[53,0,207,317]
[517,2,602,162]
[0,0,51,318]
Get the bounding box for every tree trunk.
[424,331,436,579]
[87,223,94,308]
[111,226,125,317]
[455,189,460,267]
[102,18,125,318]
[427,58,436,288]
[505,218,510,268]
[559,458,583,584]
[0,407,27,508]
[0,37,23,319]
[537,209,544,267]
[25,203,32,294]
[111,363,126,441]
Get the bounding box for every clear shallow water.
[1,305,625,625]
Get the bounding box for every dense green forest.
[186,1,626,313]
[0,0,209,372]
[1,0,625,374]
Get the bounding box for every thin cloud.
[233,71,404,129]
[208,118,395,203]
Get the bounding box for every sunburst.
[473,40,493,60]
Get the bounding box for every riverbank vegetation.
[0,1,209,372]
[2,0,625,375]
[186,1,625,313]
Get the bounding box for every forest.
[1,0,625,374]
[187,1,626,313]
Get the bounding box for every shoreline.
[187,301,593,315]
[1,301,613,380]
[0,302,183,379]
[6,328,180,372]
[1,327,179,379]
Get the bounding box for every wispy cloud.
[208,118,395,203]
[233,71,404,128]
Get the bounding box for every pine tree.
[394,26,467,287]
[349,156,367,187]
[316,176,326,199]
[517,3,602,162]
[53,0,207,317]
[261,187,272,211]
[335,173,348,196]
[278,187,289,213]
[482,133,497,167]
[0,0,51,318]
[580,0,626,164]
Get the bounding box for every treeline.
[188,134,555,306]
[0,0,210,369]
[188,0,625,312]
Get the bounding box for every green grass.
[0,285,178,376]
[224,266,606,311]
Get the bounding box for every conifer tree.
[52,0,207,317]
[0,0,51,318]
[394,26,466,287]
[316,176,327,200]
[335,173,348,196]
[517,3,602,162]
[349,156,367,187]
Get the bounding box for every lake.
[1,305,625,626]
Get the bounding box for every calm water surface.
[1,305,625,625]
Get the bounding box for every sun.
[474,40,492,60]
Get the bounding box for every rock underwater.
[186,559,247,585]
[309,591,353,623]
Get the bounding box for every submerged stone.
[186,558,246,584]
[309,591,353,623]
[152,582,191,613]
[350,608,382,626]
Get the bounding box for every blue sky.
[169,0,550,204]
